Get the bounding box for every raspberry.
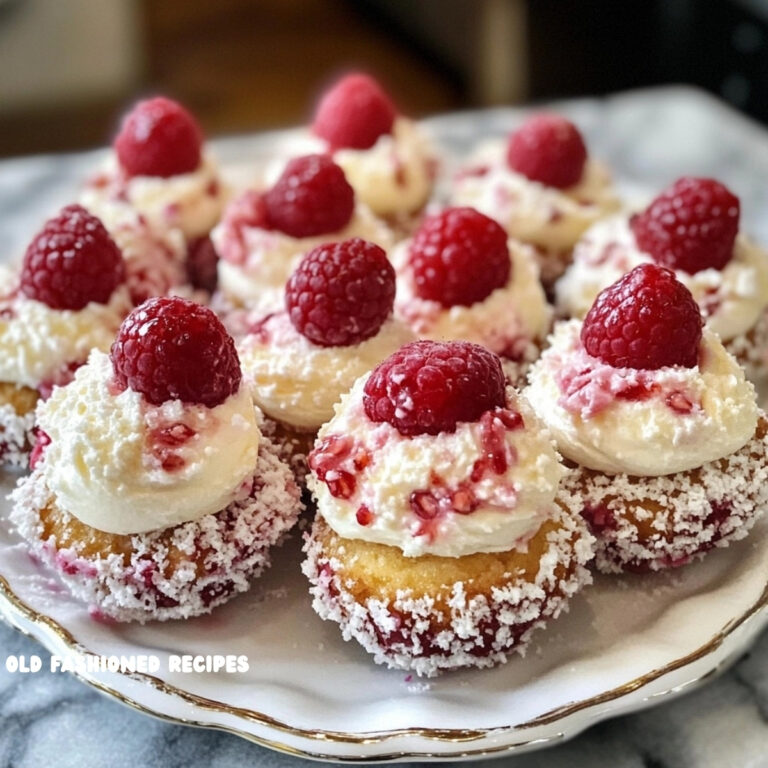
[115,97,203,178]
[111,296,241,407]
[286,238,395,347]
[506,113,587,188]
[409,207,511,307]
[630,177,740,274]
[264,155,354,238]
[581,264,703,370]
[363,340,506,436]
[312,72,396,151]
[21,205,125,310]
[186,235,219,293]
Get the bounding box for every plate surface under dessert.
[1,87,768,762]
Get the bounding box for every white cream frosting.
[525,320,758,476]
[214,202,394,313]
[238,312,415,431]
[331,117,435,218]
[82,197,187,302]
[0,275,131,389]
[392,238,551,355]
[451,139,620,251]
[80,154,225,241]
[38,350,260,535]
[556,215,768,342]
[309,378,565,558]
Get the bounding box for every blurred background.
[1,0,767,158]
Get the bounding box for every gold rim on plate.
[0,572,766,761]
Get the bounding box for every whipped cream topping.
[331,117,436,218]
[238,312,415,431]
[214,203,394,313]
[525,320,758,476]
[80,154,225,241]
[38,351,260,535]
[392,238,551,356]
[82,197,187,303]
[451,139,620,251]
[309,378,564,558]
[0,272,131,389]
[556,215,768,341]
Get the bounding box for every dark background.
[1,0,766,158]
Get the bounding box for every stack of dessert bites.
[1,73,767,676]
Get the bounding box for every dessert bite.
[310,72,436,230]
[527,264,768,573]
[237,237,414,479]
[451,113,621,288]
[303,340,594,676]
[556,177,768,384]
[213,154,393,315]
[80,96,226,250]
[392,207,551,385]
[0,205,131,468]
[10,297,302,622]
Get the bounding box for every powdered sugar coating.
[9,430,303,623]
[393,238,551,357]
[81,154,224,241]
[556,217,768,342]
[301,505,594,677]
[557,417,768,573]
[214,200,393,314]
[450,139,620,252]
[525,321,758,476]
[0,403,35,468]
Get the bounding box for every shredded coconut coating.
[0,403,35,469]
[725,306,768,387]
[302,505,594,677]
[558,415,768,573]
[9,432,304,622]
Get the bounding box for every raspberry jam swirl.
[525,320,758,476]
[308,377,563,558]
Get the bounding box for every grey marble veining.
[1,86,768,767]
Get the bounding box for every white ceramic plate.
[1,88,767,762]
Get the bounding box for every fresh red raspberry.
[581,264,703,370]
[286,238,395,347]
[186,235,219,293]
[363,340,506,436]
[20,205,125,310]
[409,207,511,307]
[115,97,203,178]
[312,72,397,151]
[111,296,241,407]
[264,155,354,238]
[630,177,740,274]
[506,113,587,188]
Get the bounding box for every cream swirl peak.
[38,351,260,535]
[525,320,758,476]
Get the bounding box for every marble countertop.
[1,85,768,767]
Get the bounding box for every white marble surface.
[1,86,768,766]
